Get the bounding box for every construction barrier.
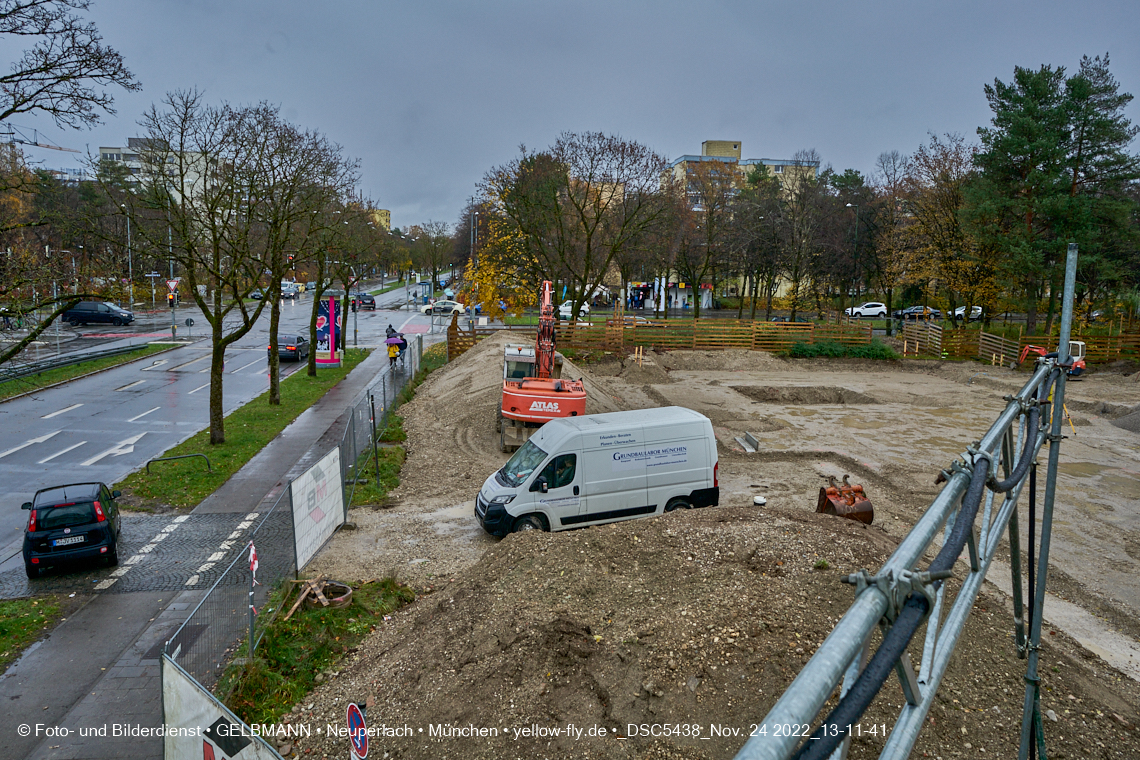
[447,318,872,360]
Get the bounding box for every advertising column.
[316,295,341,367]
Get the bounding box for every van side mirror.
[531,477,549,494]
[112,490,122,499]
[21,502,32,510]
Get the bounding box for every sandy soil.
[298,333,1140,758]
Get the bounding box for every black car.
[61,300,135,327]
[249,288,265,300]
[23,482,122,578]
[350,292,376,311]
[893,305,942,321]
[268,334,310,362]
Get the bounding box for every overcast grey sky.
[9,0,1140,231]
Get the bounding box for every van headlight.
[489,494,516,505]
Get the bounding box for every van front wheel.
[665,497,691,512]
[513,515,546,533]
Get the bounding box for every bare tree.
[666,158,737,319]
[773,149,830,321]
[129,91,273,444]
[0,0,139,128]
[480,132,667,322]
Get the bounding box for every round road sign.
[346,702,368,758]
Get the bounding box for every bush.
[786,340,898,361]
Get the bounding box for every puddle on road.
[1058,461,1109,479]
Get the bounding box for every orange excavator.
[499,281,586,452]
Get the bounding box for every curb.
[0,341,197,405]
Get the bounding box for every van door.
[576,441,650,526]
[529,451,582,528]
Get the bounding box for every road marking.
[0,431,62,460]
[197,562,215,572]
[115,379,146,391]
[229,359,261,374]
[185,574,199,586]
[138,544,157,554]
[235,520,253,531]
[226,530,243,540]
[128,406,162,422]
[150,532,168,542]
[110,567,131,577]
[141,359,169,371]
[42,403,83,419]
[174,516,188,523]
[188,383,209,394]
[94,578,117,590]
[207,551,225,562]
[166,355,210,372]
[125,554,145,565]
[38,441,87,464]
[80,432,147,467]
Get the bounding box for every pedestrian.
[388,341,399,368]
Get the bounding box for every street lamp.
[845,203,859,323]
[121,204,133,308]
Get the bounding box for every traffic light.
[167,292,175,308]
[288,254,295,266]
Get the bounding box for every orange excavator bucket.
[816,475,874,524]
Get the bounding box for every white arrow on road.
[0,431,61,460]
[80,432,148,467]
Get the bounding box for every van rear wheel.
[665,497,691,512]
[513,515,545,533]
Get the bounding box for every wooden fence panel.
[979,332,1020,366]
[901,322,942,356]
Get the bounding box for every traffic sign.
[166,279,179,293]
[346,703,367,758]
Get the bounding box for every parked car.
[350,292,376,310]
[23,482,122,578]
[893,305,942,321]
[268,334,310,362]
[61,300,135,327]
[557,300,590,320]
[770,315,812,323]
[844,302,887,319]
[422,299,465,316]
[954,305,982,321]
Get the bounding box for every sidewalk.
[12,348,391,760]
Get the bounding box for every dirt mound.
[731,385,879,405]
[656,348,786,373]
[291,506,1140,759]
[1110,407,1140,434]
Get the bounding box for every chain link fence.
[164,333,426,690]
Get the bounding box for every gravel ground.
[298,335,1140,758]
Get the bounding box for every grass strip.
[368,280,406,296]
[0,596,63,671]
[0,343,170,402]
[216,577,415,725]
[348,446,405,506]
[117,349,370,510]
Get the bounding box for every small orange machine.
[499,281,586,451]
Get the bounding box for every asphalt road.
[0,284,429,578]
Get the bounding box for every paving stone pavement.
[0,512,293,599]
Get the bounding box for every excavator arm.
[536,280,556,379]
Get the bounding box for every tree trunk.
[1025,278,1040,336]
[737,275,746,320]
[209,333,226,445]
[268,293,281,405]
[885,288,894,337]
[1044,267,1061,335]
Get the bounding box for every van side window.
[98,303,111,312]
[538,454,576,489]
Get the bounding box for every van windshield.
[496,440,548,487]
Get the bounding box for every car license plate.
[52,535,85,546]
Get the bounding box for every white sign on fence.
[290,447,344,569]
[162,656,282,760]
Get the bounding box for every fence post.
[370,393,381,487]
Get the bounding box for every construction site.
[298,329,1140,759]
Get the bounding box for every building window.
[773,165,783,174]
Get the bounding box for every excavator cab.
[503,344,562,380]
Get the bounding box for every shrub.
[786,340,898,361]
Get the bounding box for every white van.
[475,407,719,536]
